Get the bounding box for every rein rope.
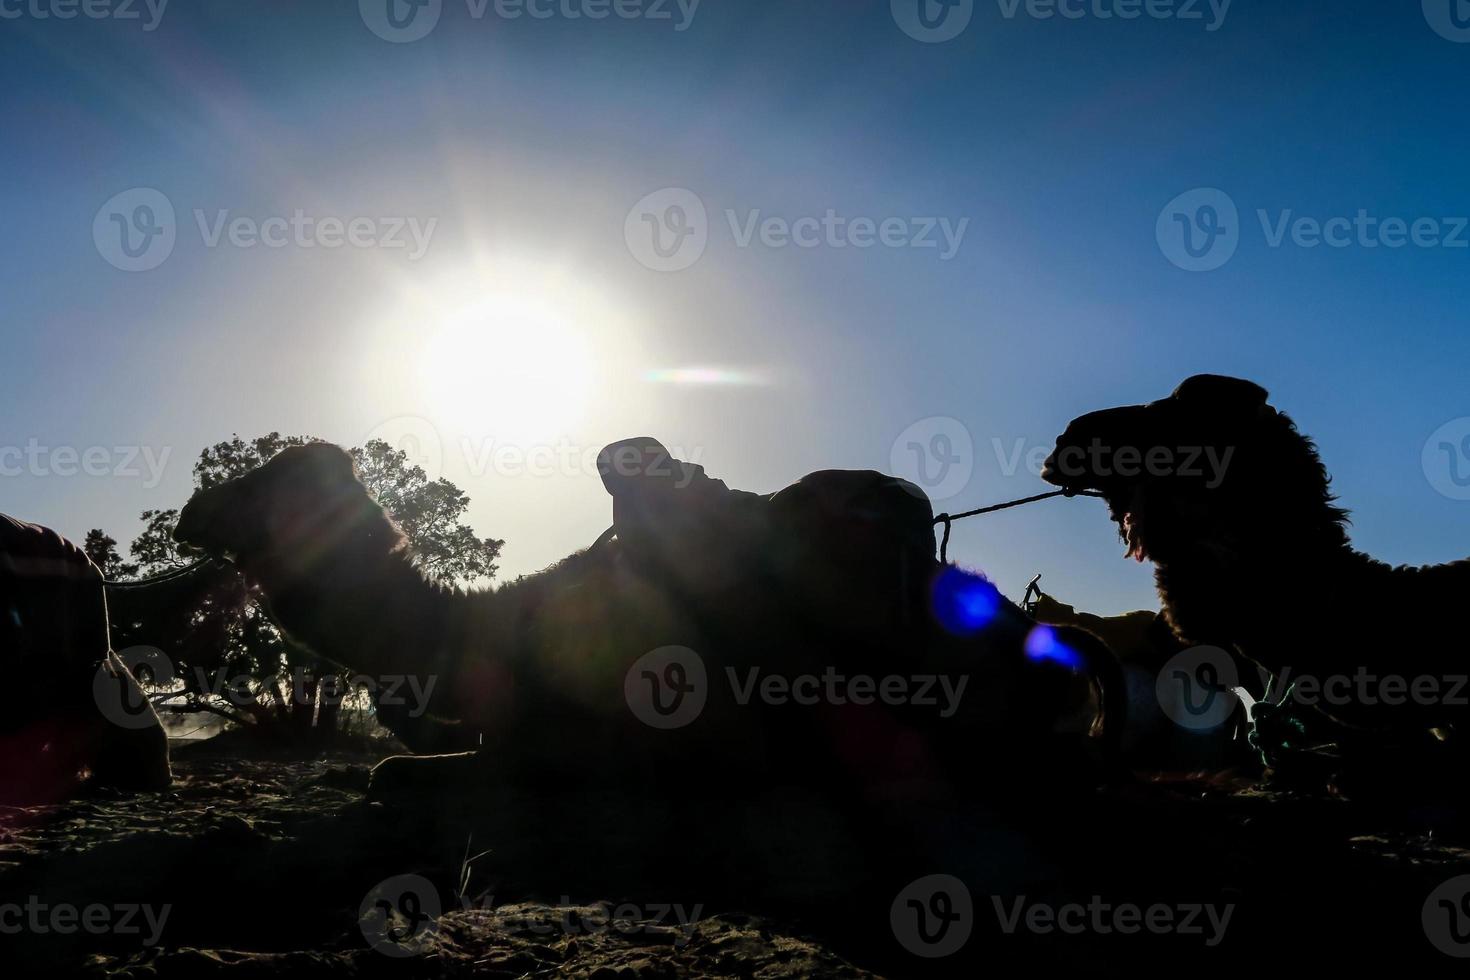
[104,557,227,590]
[934,488,1105,563]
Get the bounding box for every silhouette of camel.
[173,442,1125,799]
[1042,374,1470,734]
[0,514,172,803]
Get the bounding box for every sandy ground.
[4,740,1470,977]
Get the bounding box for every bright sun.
[401,264,600,444]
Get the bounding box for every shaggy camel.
[1042,374,1470,734]
[173,442,1124,798]
[0,514,172,803]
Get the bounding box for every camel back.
[597,438,936,640]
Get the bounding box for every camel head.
[174,443,405,589]
[1040,375,1345,574]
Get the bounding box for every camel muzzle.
[1042,403,1168,493]
[173,485,240,560]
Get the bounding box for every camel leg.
[88,651,173,792]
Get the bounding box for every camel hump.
[0,513,101,583]
[772,469,934,550]
[594,440,937,636]
[596,440,936,566]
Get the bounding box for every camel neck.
[260,535,465,683]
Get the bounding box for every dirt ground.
[3,737,1469,977]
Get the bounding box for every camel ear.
[1170,375,1269,416]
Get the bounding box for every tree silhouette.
[83,529,139,581]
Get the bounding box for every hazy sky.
[3,0,1468,614]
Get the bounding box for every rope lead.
[934,488,1103,563]
[104,557,226,590]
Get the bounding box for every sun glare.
[399,265,600,444]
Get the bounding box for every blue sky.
[2,0,1467,613]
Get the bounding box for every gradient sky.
[2,0,1467,614]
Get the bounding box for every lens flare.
[1024,625,1084,670]
[931,566,1002,635]
[643,366,769,386]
